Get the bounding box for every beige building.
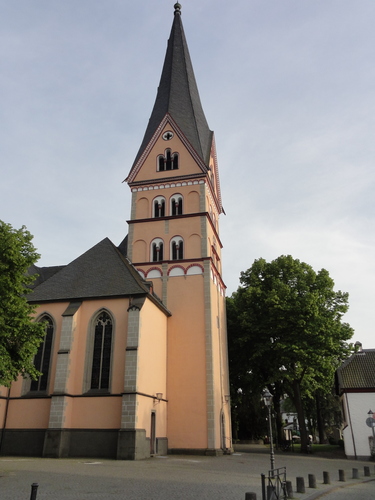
[0,3,232,459]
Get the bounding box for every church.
[0,3,232,459]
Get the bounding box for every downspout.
[0,385,11,455]
[345,392,357,459]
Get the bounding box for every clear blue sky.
[1,1,374,347]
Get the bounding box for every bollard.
[339,469,346,482]
[30,483,39,500]
[352,468,359,479]
[286,480,294,498]
[308,474,316,488]
[245,493,257,500]
[261,473,266,500]
[296,477,305,493]
[364,466,370,477]
[323,471,330,484]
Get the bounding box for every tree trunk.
[231,408,238,442]
[272,384,284,447]
[291,380,309,453]
[316,392,327,444]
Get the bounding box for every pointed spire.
[132,4,213,168]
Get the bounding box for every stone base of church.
[117,429,149,460]
[0,429,45,457]
[205,448,224,456]
[0,429,168,460]
[0,430,228,459]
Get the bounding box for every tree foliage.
[0,221,45,386]
[227,255,353,452]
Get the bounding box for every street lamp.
[263,390,275,474]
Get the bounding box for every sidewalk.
[235,444,375,499]
[0,445,373,499]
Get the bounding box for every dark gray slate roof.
[336,349,375,392]
[117,234,128,257]
[131,4,213,169]
[28,264,65,289]
[28,238,153,303]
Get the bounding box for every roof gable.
[127,116,208,185]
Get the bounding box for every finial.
[174,3,182,15]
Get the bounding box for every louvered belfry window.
[158,150,179,171]
[171,196,183,216]
[90,312,112,390]
[172,239,184,260]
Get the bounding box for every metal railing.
[261,467,287,500]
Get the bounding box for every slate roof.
[28,264,65,289]
[131,3,213,169]
[336,349,375,392]
[117,234,128,257]
[28,238,159,304]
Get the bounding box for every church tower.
[126,3,231,454]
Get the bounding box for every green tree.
[0,221,45,386]
[227,255,353,453]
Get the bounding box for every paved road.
[311,479,375,499]
[0,445,374,500]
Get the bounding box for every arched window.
[157,149,179,171]
[170,194,183,216]
[153,196,165,218]
[30,315,54,392]
[151,238,164,262]
[90,311,113,390]
[171,236,184,260]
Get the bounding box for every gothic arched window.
[30,315,54,392]
[151,238,164,262]
[171,236,184,260]
[90,311,113,390]
[171,194,183,216]
[153,196,166,218]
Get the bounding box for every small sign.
[366,417,375,428]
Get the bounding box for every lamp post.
[263,390,275,474]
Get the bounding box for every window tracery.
[90,311,113,391]
[30,314,54,392]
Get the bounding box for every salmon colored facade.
[0,3,232,459]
